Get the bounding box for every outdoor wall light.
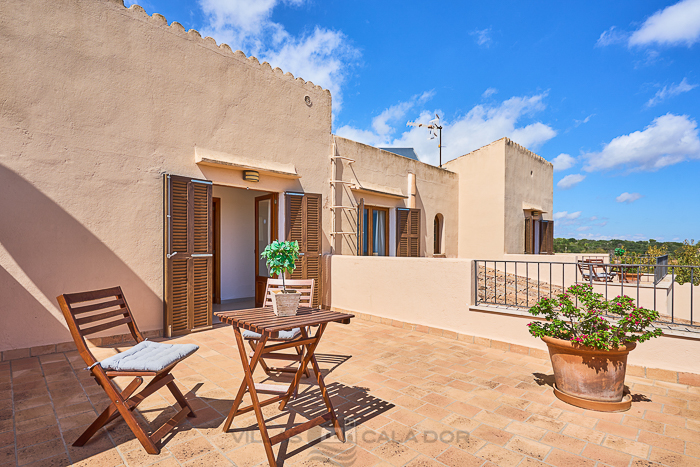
[243,170,260,182]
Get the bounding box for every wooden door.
[255,193,278,307]
[286,192,322,307]
[397,208,420,257]
[164,174,213,337]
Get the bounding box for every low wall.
[329,255,700,376]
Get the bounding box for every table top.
[214,307,354,334]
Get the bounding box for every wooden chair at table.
[56,286,198,455]
[577,260,616,283]
[244,278,314,378]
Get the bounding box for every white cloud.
[556,174,585,190]
[471,28,493,47]
[616,192,643,204]
[336,93,557,166]
[583,114,700,172]
[574,114,595,127]
[629,0,700,47]
[645,78,698,107]
[596,26,628,47]
[554,211,582,222]
[482,88,498,98]
[197,0,359,113]
[551,153,576,172]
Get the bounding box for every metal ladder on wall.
[329,137,359,254]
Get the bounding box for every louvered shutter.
[524,217,534,254]
[165,174,212,337]
[357,198,364,256]
[397,208,420,257]
[286,193,323,307]
[540,220,554,255]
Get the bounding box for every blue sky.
[128,0,700,242]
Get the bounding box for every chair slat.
[80,317,132,336]
[71,299,125,315]
[62,287,123,305]
[75,308,128,326]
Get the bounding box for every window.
[361,206,389,256]
[525,212,554,254]
[433,213,443,255]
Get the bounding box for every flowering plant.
[527,284,662,350]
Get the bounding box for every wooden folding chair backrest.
[263,278,314,308]
[57,286,144,367]
[577,260,593,278]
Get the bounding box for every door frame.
[255,193,278,306]
[212,197,221,304]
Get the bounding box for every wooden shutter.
[357,198,364,256]
[540,220,554,254]
[397,208,420,257]
[524,217,534,254]
[165,174,212,337]
[286,193,322,307]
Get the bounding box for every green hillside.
[554,238,684,255]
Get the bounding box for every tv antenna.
[407,114,443,167]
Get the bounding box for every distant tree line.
[554,238,684,255]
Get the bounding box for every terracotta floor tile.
[545,448,596,467]
[16,437,66,466]
[471,424,513,446]
[476,443,523,466]
[504,436,551,460]
[581,444,632,467]
[602,434,650,458]
[435,446,484,467]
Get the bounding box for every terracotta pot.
[542,336,636,403]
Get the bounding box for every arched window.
[433,214,444,255]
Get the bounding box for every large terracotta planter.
[542,336,636,404]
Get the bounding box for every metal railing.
[473,259,699,329]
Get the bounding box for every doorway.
[210,185,277,314]
[255,193,278,306]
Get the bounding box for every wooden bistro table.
[214,306,354,467]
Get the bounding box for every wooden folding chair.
[245,278,314,378]
[56,286,198,454]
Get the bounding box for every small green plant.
[614,247,626,258]
[674,240,700,286]
[260,240,300,291]
[527,284,662,350]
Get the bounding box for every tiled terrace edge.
[0,330,163,362]
[331,306,700,388]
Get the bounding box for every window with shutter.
[164,174,213,337]
[286,193,322,307]
[540,220,554,254]
[359,205,389,256]
[524,217,534,254]
[396,208,421,257]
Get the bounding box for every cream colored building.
[0,0,553,353]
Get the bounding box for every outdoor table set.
[215,306,354,467]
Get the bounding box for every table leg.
[278,324,327,411]
[222,328,267,431]
[301,328,345,442]
[231,328,277,467]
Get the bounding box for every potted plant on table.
[260,240,301,316]
[527,284,662,411]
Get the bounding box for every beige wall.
[330,255,700,374]
[332,137,459,257]
[444,138,553,258]
[503,139,554,254]
[0,0,334,349]
[444,139,506,258]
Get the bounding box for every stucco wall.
[332,137,459,257]
[444,139,506,258]
[0,0,333,349]
[330,255,700,375]
[503,139,554,254]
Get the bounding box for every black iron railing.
[473,259,699,328]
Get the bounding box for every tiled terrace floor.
[2,319,700,467]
